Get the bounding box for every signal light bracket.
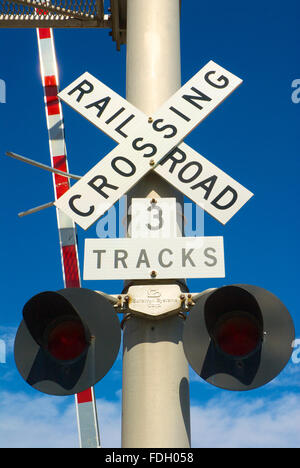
[107,286,203,320]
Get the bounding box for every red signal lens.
[47,320,88,361]
[214,313,262,357]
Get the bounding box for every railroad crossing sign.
[55,61,253,230]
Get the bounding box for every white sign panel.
[83,236,225,280]
[58,64,252,225]
[130,198,178,239]
[55,61,243,230]
[58,71,145,144]
[155,143,253,225]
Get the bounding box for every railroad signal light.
[183,285,295,391]
[14,288,121,396]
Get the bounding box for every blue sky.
[0,0,300,448]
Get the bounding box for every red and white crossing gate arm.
[36,27,100,449]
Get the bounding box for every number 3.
[146,204,163,231]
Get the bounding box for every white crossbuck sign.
[55,61,253,230]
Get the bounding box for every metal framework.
[0,0,127,49]
[0,0,183,52]
[0,0,105,25]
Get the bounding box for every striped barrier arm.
[37,26,100,448]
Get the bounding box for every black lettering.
[105,107,125,124]
[85,96,111,118]
[191,175,217,200]
[68,79,94,102]
[204,71,229,89]
[178,161,203,183]
[115,114,135,138]
[204,247,217,267]
[69,194,94,217]
[132,137,157,158]
[158,248,173,268]
[114,250,128,268]
[146,205,163,231]
[169,106,191,122]
[111,157,136,177]
[182,86,212,110]
[159,147,186,173]
[211,185,238,210]
[136,249,150,268]
[182,248,196,267]
[152,119,177,139]
[93,250,106,268]
[88,175,118,199]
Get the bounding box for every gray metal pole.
[121,0,191,448]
